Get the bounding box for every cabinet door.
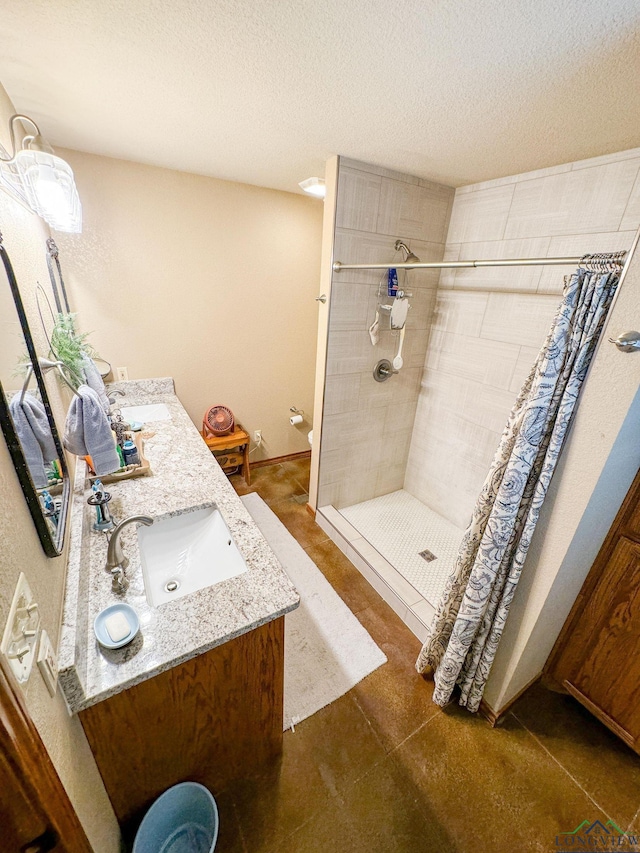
[557,536,640,750]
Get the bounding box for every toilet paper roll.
[290,414,303,426]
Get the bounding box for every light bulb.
[15,149,82,233]
[298,177,326,199]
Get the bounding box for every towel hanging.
[64,384,120,476]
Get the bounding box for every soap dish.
[94,603,140,649]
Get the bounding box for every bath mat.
[241,493,387,730]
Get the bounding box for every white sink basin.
[137,506,248,607]
[121,403,171,423]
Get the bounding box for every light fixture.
[298,177,326,199]
[0,114,82,233]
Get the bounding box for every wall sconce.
[298,177,326,199]
[0,114,82,233]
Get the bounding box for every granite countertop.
[58,378,299,713]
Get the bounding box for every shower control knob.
[315,294,327,304]
[373,359,398,382]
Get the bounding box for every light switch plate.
[1,572,40,683]
[37,629,58,696]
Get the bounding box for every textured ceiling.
[0,0,639,194]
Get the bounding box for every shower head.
[395,239,421,265]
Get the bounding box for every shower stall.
[311,154,635,644]
[311,156,466,639]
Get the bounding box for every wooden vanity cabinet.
[79,617,284,831]
[546,468,640,753]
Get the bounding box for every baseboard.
[479,673,542,727]
[478,699,500,727]
[252,450,311,469]
[306,503,315,517]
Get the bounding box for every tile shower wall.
[318,158,454,508]
[405,147,640,529]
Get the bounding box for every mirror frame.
[0,234,70,557]
[46,238,71,314]
[36,281,57,356]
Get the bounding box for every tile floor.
[216,458,640,852]
[340,490,464,606]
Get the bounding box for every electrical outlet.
[253,429,262,446]
[116,367,129,381]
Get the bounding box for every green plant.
[50,313,101,389]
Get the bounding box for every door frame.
[0,655,93,852]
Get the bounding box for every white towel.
[64,385,120,475]
[368,309,380,345]
[9,392,58,488]
[81,353,111,414]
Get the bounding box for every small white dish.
[94,603,140,649]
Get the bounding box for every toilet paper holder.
[289,406,304,426]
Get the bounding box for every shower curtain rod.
[332,255,625,272]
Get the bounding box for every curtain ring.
[579,251,626,273]
[614,251,626,269]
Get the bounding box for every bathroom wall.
[406,148,640,529]
[55,148,323,460]
[0,84,120,851]
[317,157,454,508]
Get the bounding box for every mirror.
[36,281,56,355]
[0,234,70,557]
[40,241,112,380]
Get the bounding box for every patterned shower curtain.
[416,261,622,713]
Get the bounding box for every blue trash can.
[133,782,219,853]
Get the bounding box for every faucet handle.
[111,567,129,594]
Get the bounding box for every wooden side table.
[201,424,251,485]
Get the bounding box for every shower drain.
[164,579,180,593]
[419,549,437,562]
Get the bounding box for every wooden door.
[547,467,640,752]
[0,656,93,852]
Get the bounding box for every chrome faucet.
[108,388,126,404]
[105,515,154,593]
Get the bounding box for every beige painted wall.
[55,149,323,460]
[0,84,120,851]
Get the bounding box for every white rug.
[241,493,387,731]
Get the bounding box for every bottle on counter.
[122,440,140,466]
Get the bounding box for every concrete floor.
[217,458,640,852]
